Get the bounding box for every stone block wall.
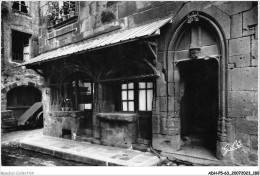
[99,119,137,148]
[227,4,258,166]
[38,1,188,54]
[151,1,257,165]
[35,1,257,165]
[38,1,122,54]
[93,82,116,142]
[43,111,84,138]
[1,1,43,111]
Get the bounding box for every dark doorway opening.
[178,58,218,151]
[7,86,42,120]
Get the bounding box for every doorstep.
[19,135,161,166]
[161,145,224,166]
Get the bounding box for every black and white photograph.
[1,1,259,175]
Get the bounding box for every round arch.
[5,85,42,120]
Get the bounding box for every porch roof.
[20,17,172,67]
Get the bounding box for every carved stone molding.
[217,116,227,142]
[187,11,199,23]
[189,47,201,59]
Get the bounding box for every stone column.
[1,92,7,111]
[92,82,102,144]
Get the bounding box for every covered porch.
[20,17,171,151]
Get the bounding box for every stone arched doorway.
[167,11,227,159]
[6,85,42,120]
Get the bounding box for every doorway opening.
[178,58,218,152]
[7,86,42,120]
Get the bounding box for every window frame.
[11,30,31,63]
[138,81,154,112]
[12,1,29,14]
[47,1,79,29]
[121,81,135,112]
[120,79,155,112]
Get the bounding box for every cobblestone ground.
[1,127,89,166]
[1,142,89,166]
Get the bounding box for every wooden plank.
[17,102,43,125]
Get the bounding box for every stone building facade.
[1,1,43,121]
[20,1,257,165]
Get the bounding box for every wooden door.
[138,111,152,141]
[137,81,154,143]
[78,81,93,130]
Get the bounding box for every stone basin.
[97,112,138,148]
[97,112,138,122]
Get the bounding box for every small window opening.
[12,30,31,62]
[12,1,28,13]
[63,1,76,14]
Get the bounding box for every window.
[12,30,31,62]
[47,1,78,27]
[63,1,76,13]
[12,1,28,13]
[121,81,154,112]
[139,82,153,111]
[122,82,134,111]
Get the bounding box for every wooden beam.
[32,68,46,78]
[145,42,157,61]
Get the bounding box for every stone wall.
[151,1,258,165]
[36,1,257,165]
[93,82,116,143]
[227,4,258,165]
[43,111,84,138]
[38,1,185,54]
[1,1,43,111]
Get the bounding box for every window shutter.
[31,39,39,58]
[23,44,30,62]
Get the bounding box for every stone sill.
[49,111,84,118]
[12,9,31,18]
[97,112,137,122]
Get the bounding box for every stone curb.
[19,138,160,166]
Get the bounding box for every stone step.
[76,136,93,143]
[19,135,161,166]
